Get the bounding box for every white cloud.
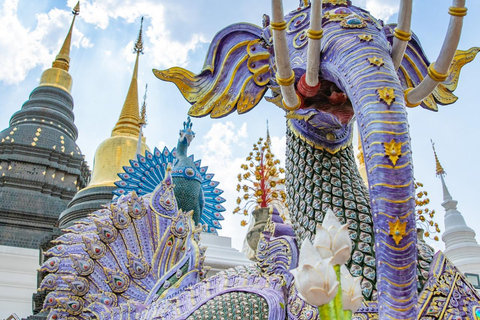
[353,0,400,22]
[69,0,208,68]
[0,0,91,84]
[270,135,286,166]
[195,121,250,249]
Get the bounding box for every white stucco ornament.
[290,238,339,306]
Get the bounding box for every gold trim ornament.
[388,218,407,245]
[324,9,351,22]
[404,88,421,108]
[377,87,395,106]
[276,70,296,86]
[428,63,449,82]
[282,96,302,111]
[384,139,402,166]
[448,6,467,17]
[307,28,324,40]
[393,28,412,41]
[270,20,287,30]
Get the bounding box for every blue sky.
[0,0,479,251]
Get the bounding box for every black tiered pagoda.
[0,3,89,249]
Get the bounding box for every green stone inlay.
[187,291,269,320]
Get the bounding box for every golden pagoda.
[85,18,150,191]
[59,18,149,226]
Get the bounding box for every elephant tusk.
[271,0,301,110]
[305,0,323,89]
[391,0,413,70]
[405,0,467,106]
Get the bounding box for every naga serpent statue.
[38,0,480,319]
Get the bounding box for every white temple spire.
[432,141,480,279]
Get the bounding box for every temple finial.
[135,84,148,156]
[431,140,446,176]
[72,1,80,14]
[266,119,271,146]
[52,1,80,71]
[38,1,79,92]
[112,17,144,137]
[134,17,144,54]
[139,84,148,127]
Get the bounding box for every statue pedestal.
[199,233,252,276]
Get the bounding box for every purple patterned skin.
[313,6,418,319]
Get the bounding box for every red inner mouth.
[301,80,354,125]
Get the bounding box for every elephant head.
[154,0,477,318]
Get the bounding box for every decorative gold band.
[449,7,467,17]
[282,96,302,111]
[428,63,448,82]
[393,28,412,41]
[276,70,296,86]
[271,21,287,31]
[404,88,421,108]
[307,29,324,40]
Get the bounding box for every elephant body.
[154,1,478,317]
[37,1,480,319]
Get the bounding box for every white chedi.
[341,265,363,312]
[290,209,363,312]
[290,238,339,306]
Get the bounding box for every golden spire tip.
[38,1,79,92]
[111,17,145,137]
[431,140,446,176]
[134,16,144,54]
[73,1,80,15]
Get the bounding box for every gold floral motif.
[358,34,373,42]
[377,87,395,106]
[368,56,384,68]
[388,218,407,245]
[383,139,402,166]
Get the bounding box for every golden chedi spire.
[39,1,80,93]
[431,140,446,176]
[82,18,149,191]
[111,17,144,137]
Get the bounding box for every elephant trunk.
[321,28,418,319]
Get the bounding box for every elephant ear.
[384,24,479,111]
[153,23,272,118]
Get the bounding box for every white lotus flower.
[321,209,352,265]
[313,224,333,259]
[341,265,363,312]
[290,238,339,306]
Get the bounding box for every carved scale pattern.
[285,126,436,301]
[286,126,376,300]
